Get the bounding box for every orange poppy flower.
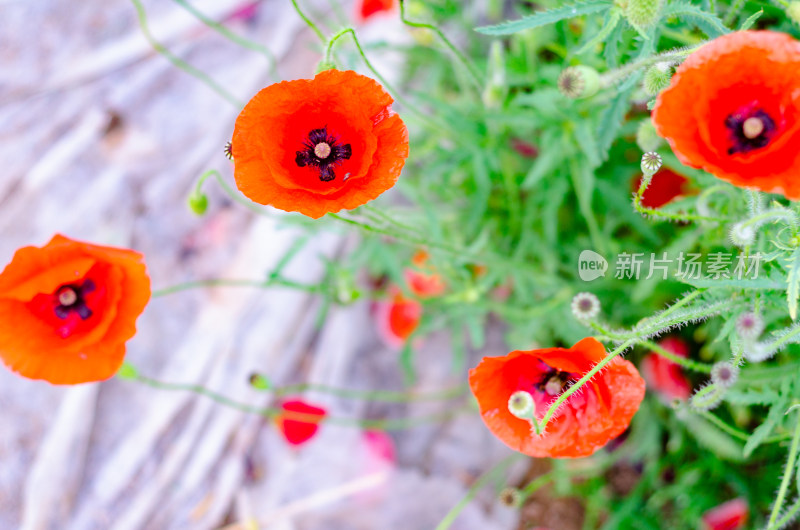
[0,235,150,385]
[275,399,327,446]
[653,31,800,198]
[404,251,445,298]
[374,287,422,348]
[632,168,693,208]
[468,338,645,458]
[232,69,409,219]
[358,0,394,21]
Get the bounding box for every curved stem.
[290,0,326,43]
[638,339,714,373]
[397,0,483,93]
[634,176,728,223]
[170,0,279,81]
[129,0,243,108]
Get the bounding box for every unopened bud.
[625,0,664,31]
[643,62,673,96]
[711,362,739,389]
[689,384,723,411]
[188,193,209,215]
[729,222,756,248]
[636,119,663,152]
[248,373,271,390]
[558,66,601,99]
[571,292,601,321]
[736,312,764,341]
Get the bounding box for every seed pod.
[558,66,601,99]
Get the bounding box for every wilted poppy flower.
[404,251,445,298]
[632,168,693,208]
[702,498,749,530]
[653,31,800,198]
[468,338,645,458]
[275,399,327,446]
[641,337,692,402]
[374,287,422,348]
[232,69,409,219]
[0,235,150,385]
[358,0,394,21]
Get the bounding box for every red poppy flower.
[232,69,409,219]
[374,287,422,348]
[632,168,693,208]
[404,251,445,299]
[640,337,692,402]
[652,31,800,198]
[468,338,645,458]
[358,0,394,21]
[0,235,150,385]
[275,399,327,446]
[702,498,749,530]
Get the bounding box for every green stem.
[638,339,714,373]
[397,0,484,93]
[520,472,553,500]
[600,46,700,87]
[536,340,636,433]
[170,0,279,81]
[723,0,747,26]
[290,0,327,43]
[130,0,243,108]
[634,176,728,223]
[769,408,800,527]
[772,498,800,530]
[152,277,322,298]
[435,455,521,530]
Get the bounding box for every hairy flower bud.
[625,0,664,31]
[736,312,764,341]
[729,222,756,248]
[744,342,773,363]
[571,292,601,321]
[711,362,739,388]
[558,66,601,99]
[643,62,673,96]
[689,383,723,411]
[636,119,663,152]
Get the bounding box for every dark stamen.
[295,126,352,182]
[54,279,95,321]
[725,103,777,155]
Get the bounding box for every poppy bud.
[690,384,723,411]
[711,362,739,388]
[789,2,800,26]
[248,373,271,390]
[315,60,337,73]
[558,66,601,99]
[483,41,508,109]
[624,0,664,32]
[636,119,663,152]
[744,341,772,363]
[736,312,764,341]
[571,292,601,321]
[188,192,209,216]
[729,222,756,248]
[116,362,139,380]
[640,151,662,176]
[643,62,673,96]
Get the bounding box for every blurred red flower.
[632,168,692,208]
[0,235,150,384]
[653,31,800,198]
[404,250,445,298]
[468,338,645,458]
[275,399,327,446]
[358,0,394,21]
[232,69,409,218]
[374,287,422,348]
[702,498,749,530]
[641,337,692,402]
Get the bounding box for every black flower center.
[54,279,95,320]
[537,369,572,396]
[295,127,352,182]
[725,103,777,155]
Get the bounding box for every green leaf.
[786,247,800,320]
[475,1,613,35]
[661,2,730,37]
[739,9,763,30]
[677,276,784,290]
[744,380,790,457]
[575,9,622,55]
[596,79,637,160]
